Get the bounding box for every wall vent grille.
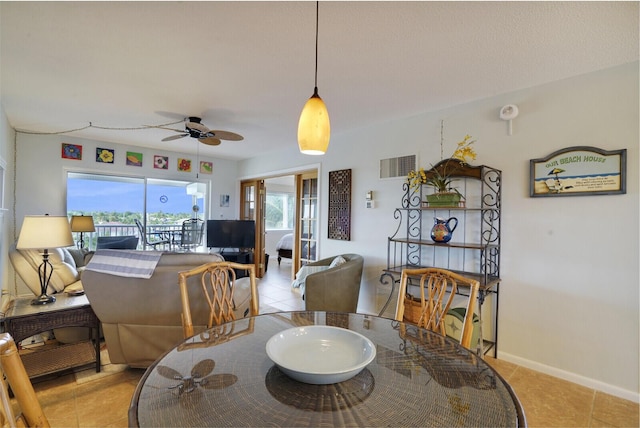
[379,155,416,179]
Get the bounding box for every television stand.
[220,251,253,278]
[220,251,252,264]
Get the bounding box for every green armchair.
[304,254,364,313]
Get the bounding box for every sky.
[67,178,202,215]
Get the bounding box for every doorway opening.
[241,169,319,279]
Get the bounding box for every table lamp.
[70,215,95,249]
[16,215,74,305]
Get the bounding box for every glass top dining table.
[129,311,526,427]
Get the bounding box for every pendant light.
[297,1,330,155]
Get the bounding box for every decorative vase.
[425,192,462,207]
[430,217,458,243]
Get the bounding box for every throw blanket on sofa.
[85,250,162,279]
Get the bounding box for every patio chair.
[0,333,50,427]
[395,267,479,349]
[179,218,204,252]
[135,219,170,250]
[178,261,259,338]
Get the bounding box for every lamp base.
[31,294,56,305]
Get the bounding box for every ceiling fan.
[159,117,243,146]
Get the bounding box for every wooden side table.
[1,293,101,378]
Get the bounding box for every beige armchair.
[303,254,364,313]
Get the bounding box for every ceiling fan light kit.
[160,116,243,147]
[298,1,330,156]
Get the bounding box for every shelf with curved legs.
[380,160,502,356]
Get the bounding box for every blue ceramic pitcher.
[430,217,458,243]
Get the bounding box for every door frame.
[240,180,266,277]
[239,164,321,277]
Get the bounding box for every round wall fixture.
[499,104,519,135]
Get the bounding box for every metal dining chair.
[0,333,50,427]
[177,261,259,339]
[394,267,479,349]
[179,219,204,252]
[135,219,170,250]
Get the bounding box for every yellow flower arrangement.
[407,168,427,191]
[407,135,477,194]
[451,135,477,164]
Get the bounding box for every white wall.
[0,103,15,308]
[240,63,639,401]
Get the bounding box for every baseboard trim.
[498,351,639,404]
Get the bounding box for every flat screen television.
[206,220,255,249]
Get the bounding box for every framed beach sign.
[530,146,626,197]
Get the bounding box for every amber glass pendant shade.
[298,88,330,155]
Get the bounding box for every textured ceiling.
[1,1,637,160]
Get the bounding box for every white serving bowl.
[266,325,376,385]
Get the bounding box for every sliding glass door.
[66,172,206,250]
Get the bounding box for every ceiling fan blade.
[162,134,188,142]
[198,137,222,146]
[209,130,244,141]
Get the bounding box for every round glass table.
[129,311,525,427]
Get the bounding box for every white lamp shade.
[16,215,74,249]
[186,182,206,197]
[70,215,95,232]
[298,93,330,155]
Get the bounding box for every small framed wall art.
[178,158,192,172]
[328,168,352,240]
[200,161,213,174]
[96,148,114,163]
[530,146,626,197]
[62,143,82,160]
[154,155,168,170]
[126,151,143,167]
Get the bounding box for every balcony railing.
[74,224,186,251]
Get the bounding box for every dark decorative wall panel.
[328,169,351,240]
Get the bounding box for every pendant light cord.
[314,1,319,90]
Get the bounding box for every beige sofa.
[82,252,256,368]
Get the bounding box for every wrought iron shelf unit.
[382,266,500,291]
[380,159,502,355]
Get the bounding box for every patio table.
[129,311,525,427]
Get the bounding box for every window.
[66,172,207,247]
[265,192,295,230]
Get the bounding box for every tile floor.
[21,258,639,427]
